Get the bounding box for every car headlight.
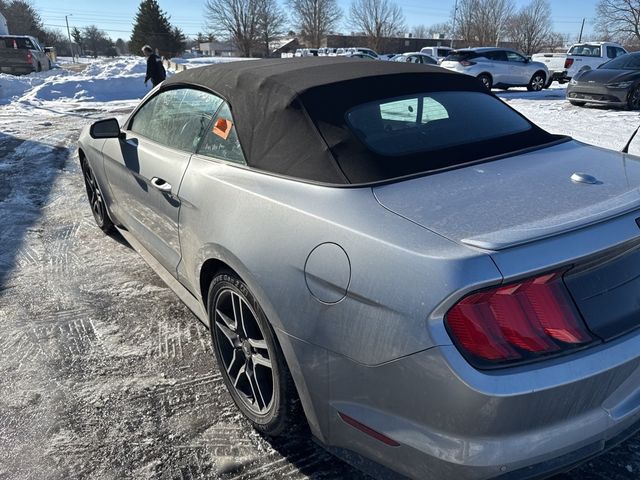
[606,81,634,89]
[569,78,578,85]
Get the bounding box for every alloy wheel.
[82,163,105,225]
[213,288,274,415]
[531,74,545,91]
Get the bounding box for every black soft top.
[163,57,555,185]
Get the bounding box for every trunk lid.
[373,140,640,251]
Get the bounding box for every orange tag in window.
[213,118,232,140]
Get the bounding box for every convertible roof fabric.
[163,57,555,184]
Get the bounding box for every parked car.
[377,53,397,61]
[345,52,377,60]
[318,47,337,56]
[346,47,379,58]
[563,42,627,81]
[531,51,568,84]
[0,35,51,74]
[441,47,549,90]
[566,51,640,109]
[391,52,438,65]
[419,46,453,62]
[79,57,640,480]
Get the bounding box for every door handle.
[151,177,172,192]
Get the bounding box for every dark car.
[566,52,640,109]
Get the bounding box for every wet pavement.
[0,106,639,480]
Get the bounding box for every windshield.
[568,44,601,57]
[346,91,531,156]
[599,53,640,70]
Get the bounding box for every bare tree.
[348,0,406,52]
[505,0,552,54]
[412,24,428,38]
[205,0,262,56]
[454,0,514,46]
[595,0,640,44]
[287,0,342,48]
[258,0,289,56]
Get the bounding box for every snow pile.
[0,69,63,104]
[20,57,153,104]
[0,57,158,109]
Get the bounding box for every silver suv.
[441,47,549,91]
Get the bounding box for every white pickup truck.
[532,42,628,84]
[531,52,568,84]
[563,42,627,80]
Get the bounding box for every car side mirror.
[525,57,531,63]
[90,118,121,139]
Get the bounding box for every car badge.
[571,172,599,184]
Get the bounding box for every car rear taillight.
[460,60,476,67]
[26,51,33,65]
[564,58,574,69]
[445,271,595,368]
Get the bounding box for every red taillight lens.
[445,271,594,368]
[26,51,33,64]
[460,60,476,67]
[564,58,574,69]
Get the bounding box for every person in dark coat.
[142,45,166,87]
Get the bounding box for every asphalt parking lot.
[1,106,640,479]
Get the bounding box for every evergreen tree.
[0,0,46,41]
[130,0,184,57]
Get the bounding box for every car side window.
[616,47,626,57]
[129,88,223,153]
[485,50,508,62]
[506,51,526,63]
[197,103,246,164]
[607,46,616,59]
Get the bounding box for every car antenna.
[622,123,640,154]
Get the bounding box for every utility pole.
[450,0,458,48]
[578,18,585,43]
[65,14,74,63]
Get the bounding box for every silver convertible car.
[79,58,640,479]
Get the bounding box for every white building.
[0,12,8,35]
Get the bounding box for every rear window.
[444,51,478,61]
[345,91,531,156]
[0,37,36,49]
[568,45,601,57]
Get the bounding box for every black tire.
[80,158,114,233]
[627,86,640,110]
[208,272,299,436]
[569,100,586,107]
[477,73,492,90]
[527,71,546,91]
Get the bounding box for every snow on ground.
[0,57,156,115]
[498,84,640,155]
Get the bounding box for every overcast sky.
[36,0,596,42]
